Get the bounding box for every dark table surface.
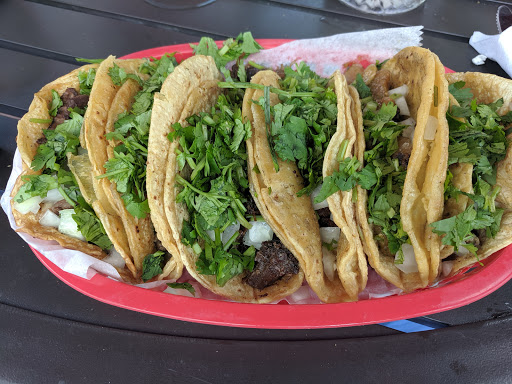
[1,0,512,383]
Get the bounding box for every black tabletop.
[1,1,512,383]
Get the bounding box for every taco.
[431,72,512,276]
[240,60,371,303]
[10,63,137,278]
[149,55,304,303]
[321,47,450,291]
[85,54,186,282]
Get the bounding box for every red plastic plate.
[30,40,512,329]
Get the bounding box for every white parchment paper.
[1,27,423,302]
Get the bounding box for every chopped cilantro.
[431,84,510,256]
[101,55,178,219]
[14,174,58,203]
[108,63,142,86]
[73,197,113,251]
[353,73,371,99]
[167,282,196,296]
[191,32,262,71]
[141,251,165,282]
[169,91,256,286]
[49,90,63,117]
[77,68,96,95]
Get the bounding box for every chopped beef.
[245,197,261,220]
[392,136,413,169]
[48,88,89,130]
[245,237,300,290]
[317,207,336,227]
[230,63,262,82]
[36,136,47,145]
[343,63,364,84]
[370,69,394,106]
[49,200,74,215]
[154,238,172,263]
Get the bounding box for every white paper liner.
[248,26,424,77]
[1,27,424,303]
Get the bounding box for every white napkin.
[469,26,512,77]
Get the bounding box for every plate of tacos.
[4,34,512,328]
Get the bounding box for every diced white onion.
[102,248,126,269]
[442,261,454,277]
[58,209,86,241]
[395,243,419,274]
[322,248,337,281]
[311,184,329,210]
[221,222,241,244]
[243,221,274,250]
[206,222,242,245]
[38,209,60,228]
[394,96,410,116]
[454,246,470,257]
[320,227,341,245]
[423,115,438,141]
[400,118,416,141]
[41,188,65,204]
[389,84,408,97]
[205,229,215,242]
[13,196,43,215]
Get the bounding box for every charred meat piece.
[49,200,74,215]
[245,197,261,220]
[48,88,89,130]
[343,63,364,84]
[245,238,300,290]
[370,69,394,106]
[230,63,262,82]
[317,207,336,227]
[392,136,413,169]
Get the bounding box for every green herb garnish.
[100,54,178,219]
[169,91,256,287]
[167,282,196,296]
[141,251,165,282]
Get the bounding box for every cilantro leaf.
[72,199,113,251]
[141,251,165,282]
[353,73,371,99]
[166,282,196,296]
[49,90,63,117]
[191,32,262,70]
[108,63,142,86]
[78,68,96,95]
[14,174,58,203]
[448,81,474,107]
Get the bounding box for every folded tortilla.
[83,56,156,279]
[150,56,304,302]
[323,73,369,301]
[351,47,449,291]
[11,64,107,259]
[441,72,512,275]
[146,55,223,283]
[244,70,354,303]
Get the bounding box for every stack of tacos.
[9,40,512,303]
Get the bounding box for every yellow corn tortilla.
[154,56,304,302]
[244,70,350,303]
[353,47,449,291]
[147,55,224,282]
[11,64,106,259]
[442,72,512,275]
[102,77,157,277]
[323,72,368,301]
[83,56,150,279]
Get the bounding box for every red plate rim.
[29,39,512,329]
